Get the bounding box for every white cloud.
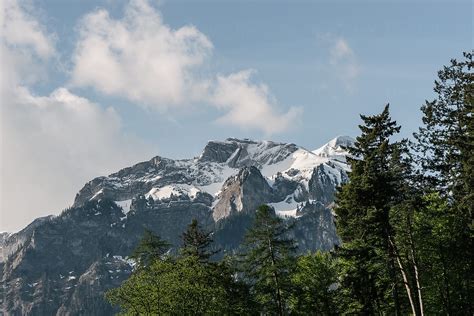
[0,0,302,231]
[328,37,360,92]
[71,0,212,108]
[71,0,300,133]
[330,38,353,62]
[0,0,153,232]
[211,70,302,135]
[0,0,56,92]
[0,86,152,232]
[0,0,55,59]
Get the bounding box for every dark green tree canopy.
[130,229,170,269]
[105,51,473,316]
[415,51,473,201]
[240,205,296,316]
[335,104,408,314]
[181,218,218,261]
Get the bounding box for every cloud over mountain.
[71,0,301,133]
[1,0,301,231]
[0,0,152,232]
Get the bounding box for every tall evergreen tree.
[106,256,235,315]
[181,218,217,261]
[240,205,296,316]
[289,251,340,315]
[335,104,410,314]
[107,227,253,315]
[130,229,170,269]
[413,51,473,314]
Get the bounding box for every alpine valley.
[1,136,354,315]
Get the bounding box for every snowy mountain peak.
[199,138,299,167]
[328,135,355,148]
[312,135,355,159]
[3,137,349,314]
[72,137,351,222]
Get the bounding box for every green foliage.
[414,51,473,314]
[240,205,296,315]
[106,52,473,315]
[107,256,232,315]
[130,229,170,269]
[181,218,217,261]
[335,104,409,314]
[413,193,454,313]
[415,52,473,200]
[107,223,253,315]
[289,251,339,315]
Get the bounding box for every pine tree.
[414,52,473,202]
[106,256,234,315]
[413,51,473,314]
[240,205,296,316]
[335,104,410,314]
[107,226,252,315]
[181,218,217,261]
[289,251,340,315]
[411,193,458,314]
[130,229,170,269]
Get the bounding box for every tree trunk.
[268,238,284,316]
[408,217,424,316]
[389,236,417,315]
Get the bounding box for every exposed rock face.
[212,166,274,221]
[0,216,54,263]
[1,136,354,315]
[199,140,240,163]
[291,202,340,251]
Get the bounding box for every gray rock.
[1,136,354,315]
[212,166,274,221]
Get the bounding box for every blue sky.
[1,0,472,231]
[31,0,474,156]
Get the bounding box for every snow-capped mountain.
[74,137,351,221]
[1,136,354,315]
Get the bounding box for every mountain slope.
[1,136,353,315]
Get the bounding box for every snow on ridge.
[146,184,202,201]
[115,199,132,214]
[269,195,302,219]
[261,148,328,182]
[198,164,237,196]
[90,189,104,200]
[80,137,351,208]
[312,135,354,159]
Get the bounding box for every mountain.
[0,136,354,315]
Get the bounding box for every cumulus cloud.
[0,0,153,232]
[0,0,55,59]
[328,37,360,91]
[71,0,212,108]
[0,0,302,231]
[0,0,56,92]
[1,86,151,232]
[71,0,300,133]
[211,70,302,135]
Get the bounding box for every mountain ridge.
[1,136,354,315]
[72,136,353,217]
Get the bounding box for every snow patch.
[313,136,354,161]
[146,184,202,201]
[269,196,302,218]
[115,199,132,214]
[197,164,237,196]
[90,189,104,200]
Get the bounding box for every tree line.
[106,52,473,315]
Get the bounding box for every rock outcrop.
[1,136,354,315]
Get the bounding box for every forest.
[105,52,473,315]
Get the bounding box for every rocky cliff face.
[1,136,354,315]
